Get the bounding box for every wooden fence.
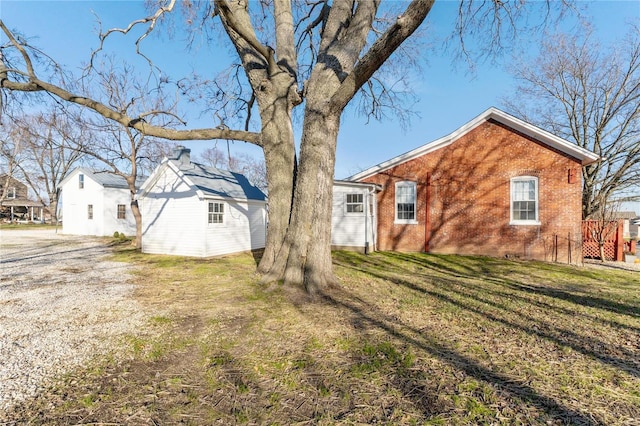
[582,220,624,261]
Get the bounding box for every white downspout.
[364,187,369,254]
[371,188,377,252]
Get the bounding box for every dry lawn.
[4,248,639,425]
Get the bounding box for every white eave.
[347,107,600,182]
[333,180,382,191]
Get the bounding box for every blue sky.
[2,0,639,212]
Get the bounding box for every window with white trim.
[345,193,364,214]
[79,174,84,189]
[395,181,417,223]
[87,204,93,220]
[6,187,16,199]
[208,202,224,224]
[117,204,126,220]
[510,176,539,224]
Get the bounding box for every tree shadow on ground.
[330,251,640,423]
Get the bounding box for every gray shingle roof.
[613,211,639,220]
[63,167,146,189]
[172,161,266,202]
[88,170,146,189]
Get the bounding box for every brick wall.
[361,120,584,263]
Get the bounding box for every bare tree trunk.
[264,108,340,294]
[256,77,297,274]
[48,197,58,223]
[131,198,142,248]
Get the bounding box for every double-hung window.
[79,174,84,189]
[208,202,224,224]
[345,193,364,214]
[6,187,16,199]
[87,204,93,220]
[510,176,539,224]
[395,181,417,223]
[117,204,126,220]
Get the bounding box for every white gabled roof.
[347,107,600,181]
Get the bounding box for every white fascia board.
[346,111,489,181]
[137,159,169,197]
[486,108,600,166]
[202,195,267,205]
[60,167,94,188]
[333,180,382,191]
[138,158,200,198]
[347,107,600,182]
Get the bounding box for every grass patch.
[4,250,639,425]
[0,222,57,230]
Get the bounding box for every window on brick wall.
[395,181,417,224]
[510,176,539,224]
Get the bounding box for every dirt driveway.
[0,228,147,413]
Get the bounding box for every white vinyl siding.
[510,176,540,225]
[331,184,377,250]
[141,165,267,257]
[61,169,137,237]
[204,200,266,256]
[395,181,417,224]
[141,171,206,257]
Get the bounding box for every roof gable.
[347,107,600,181]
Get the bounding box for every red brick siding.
[361,120,583,263]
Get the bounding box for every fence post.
[615,220,624,261]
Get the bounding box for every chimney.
[173,146,191,165]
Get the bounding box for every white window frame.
[79,174,84,189]
[6,187,16,199]
[208,201,225,224]
[395,181,418,224]
[87,204,93,220]
[510,176,540,225]
[344,193,364,214]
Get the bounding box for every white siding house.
[138,147,267,257]
[331,180,379,253]
[60,168,140,237]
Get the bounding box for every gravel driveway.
[0,228,147,413]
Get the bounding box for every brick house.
[347,108,599,263]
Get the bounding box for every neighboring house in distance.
[613,211,639,240]
[632,217,640,241]
[60,168,143,237]
[331,180,380,253]
[138,147,267,258]
[0,174,44,222]
[347,107,600,263]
